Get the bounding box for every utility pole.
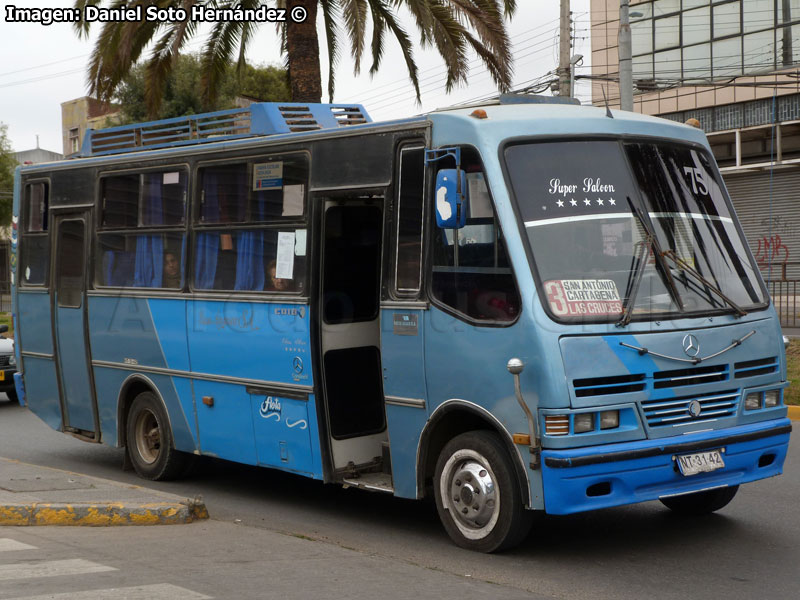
[619,0,633,111]
[558,0,571,97]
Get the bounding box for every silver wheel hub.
[440,449,500,540]
[134,410,160,465]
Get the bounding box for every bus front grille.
[652,364,728,389]
[734,357,778,379]
[640,390,739,427]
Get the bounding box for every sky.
[0,0,592,154]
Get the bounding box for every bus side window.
[96,171,188,289]
[430,151,520,323]
[21,182,50,286]
[193,156,308,293]
[395,146,425,296]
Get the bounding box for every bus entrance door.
[52,211,98,438]
[320,198,389,479]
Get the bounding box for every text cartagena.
[4,4,295,26]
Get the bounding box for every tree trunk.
[286,0,322,103]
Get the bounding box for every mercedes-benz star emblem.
[682,334,700,358]
[688,400,702,418]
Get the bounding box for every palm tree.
[73,0,517,116]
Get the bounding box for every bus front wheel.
[126,391,187,481]
[659,485,739,516]
[434,431,532,552]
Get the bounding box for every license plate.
[676,449,725,476]
[0,371,4,381]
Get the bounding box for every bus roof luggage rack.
[79,102,372,157]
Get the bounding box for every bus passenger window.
[194,157,308,293]
[96,233,185,289]
[430,151,520,323]
[26,182,48,232]
[101,174,139,228]
[142,171,186,226]
[21,182,50,286]
[194,229,306,293]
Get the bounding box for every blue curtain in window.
[234,174,264,291]
[134,176,163,287]
[195,172,220,289]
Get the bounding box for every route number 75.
[683,166,709,196]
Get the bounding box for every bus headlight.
[574,413,595,434]
[745,392,762,410]
[764,390,780,408]
[600,410,620,430]
[8,354,15,366]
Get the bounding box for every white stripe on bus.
[524,212,734,228]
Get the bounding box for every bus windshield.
[504,139,767,323]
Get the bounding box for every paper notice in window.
[163,172,180,185]
[253,162,283,191]
[467,173,492,218]
[276,231,295,280]
[282,184,304,216]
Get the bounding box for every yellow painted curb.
[787,405,800,421]
[0,500,208,527]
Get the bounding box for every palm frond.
[200,16,246,108]
[446,0,512,87]
[143,2,199,116]
[401,0,435,47]
[426,2,469,91]
[367,0,420,102]
[320,0,341,101]
[72,0,101,38]
[341,0,369,75]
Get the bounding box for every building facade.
[591,0,800,324]
[61,97,120,157]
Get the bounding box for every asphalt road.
[1,396,798,600]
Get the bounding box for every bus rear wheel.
[126,391,188,481]
[434,431,532,552]
[660,485,739,516]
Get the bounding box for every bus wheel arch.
[417,401,531,509]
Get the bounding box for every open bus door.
[318,195,389,484]
[51,210,99,440]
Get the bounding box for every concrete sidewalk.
[0,457,207,526]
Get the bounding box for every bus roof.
[19,98,707,174]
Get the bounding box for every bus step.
[342,473,394,494]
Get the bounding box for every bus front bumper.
[540,418,791,515]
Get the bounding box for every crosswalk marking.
[0,538,38,552]
[6,583,212,600]
[0,559,117,581]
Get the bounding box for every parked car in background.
[0,324,17,403]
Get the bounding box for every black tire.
[660,485,739,516]
[5,388,17,403]
[434,431,533,552]
[126,391,188,481]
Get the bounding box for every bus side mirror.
[0,325,7,334]
[435,169,467,229]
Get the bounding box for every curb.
[788,405,800,421]
[0,498,209,527]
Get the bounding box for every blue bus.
[11,98,791,552]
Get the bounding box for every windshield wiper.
[661,250,747,317]
[617,197,685,327]
[617,236,650,327]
